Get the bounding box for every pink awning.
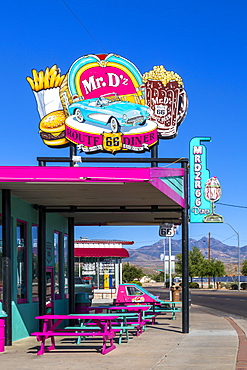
[74,248,129,258]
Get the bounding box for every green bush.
[189,282,199,289]
[208,284,213,289]
[241,282,247,290]
[231,284,238,290]
[130,281,142,286]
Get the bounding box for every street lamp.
[224,223,240,291]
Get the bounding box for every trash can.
[170,285,181,302]
[0,302,7,353]
[75,293,91,313]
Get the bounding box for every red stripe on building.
[74,247,129,258]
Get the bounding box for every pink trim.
[0,166,184,183]
[0,166,151,182]
[54,231,61,300]
[17,219,28,303]
[75,240,134,245]
[0,166,185,207]
[152,177,185,208]
[74,247,129,258]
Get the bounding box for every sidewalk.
[0,305,245,370]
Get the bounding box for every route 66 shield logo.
[102,132,123,153]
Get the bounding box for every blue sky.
[1,1,247,249]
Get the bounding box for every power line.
[218,202,247,209]
[59,0,107,52]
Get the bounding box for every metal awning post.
[2,189,12,346]
[68,217,75,313]
[182,160,189,333]
[38,206,46,328]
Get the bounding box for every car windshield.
[97,95,121,106]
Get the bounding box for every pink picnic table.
[32,314,120,355]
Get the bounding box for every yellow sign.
[102,132,123,153]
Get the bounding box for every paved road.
[145,286,247,318]
[190,289,247,318]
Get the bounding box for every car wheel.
[74,108,84,123]
[109,117,119,133]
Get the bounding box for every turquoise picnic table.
[69,305,151,344]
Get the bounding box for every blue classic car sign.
[67,93,151,133]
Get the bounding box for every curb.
[226,317,247,370]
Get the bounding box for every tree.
[241,260,247,275]
[208,259,226,288]
[175,247,225,288]
[122,263,143,282]
[176,247,205,281]
[175,253,182,275]
[150,271,164,282]
[189,247,205,282]
[199,259,211,289]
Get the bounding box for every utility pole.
[224,223,240,291]
[208,232,211,288]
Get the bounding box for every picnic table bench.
[66,305,152,344]
[32,314,120,355]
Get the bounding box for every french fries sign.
[27,54,188,153]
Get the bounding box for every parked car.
[68,93,151,132]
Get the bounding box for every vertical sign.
[189,137,212,223]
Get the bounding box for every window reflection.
[54,232,60,297]
[32,225,38,301]
[17,221,27,301]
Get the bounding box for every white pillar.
[119,259,123,284]
[115,258,119,289]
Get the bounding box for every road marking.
[225,298,231,300]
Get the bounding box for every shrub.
[130,281,142,286]
[224,282,234,289]
[208,284,213,289]
[241,282,247,290]
[231,284,238,290]
[189,282,199,289]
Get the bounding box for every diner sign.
[189,137,223,223]
[27,54,188,154]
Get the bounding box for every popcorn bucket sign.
[27,54,188,154]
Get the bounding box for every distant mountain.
[125,237,247,271]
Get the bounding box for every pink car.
[116,284,164,304]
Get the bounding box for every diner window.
[99,258,116,289]
[0,216,2,301]
[54,231,61,298]
[64,234,68,296]
[17,220,28,302]
[32,225,39,301]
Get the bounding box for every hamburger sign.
[27,54,188,154]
